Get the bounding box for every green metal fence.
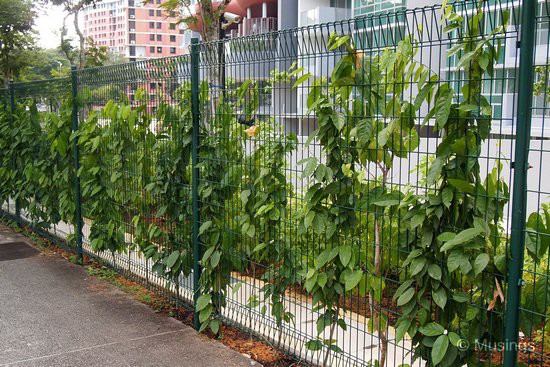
[1,0,549,366]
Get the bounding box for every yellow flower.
[245,125,259,137]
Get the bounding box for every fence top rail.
[12,77,71,100]
[77,54,192,86]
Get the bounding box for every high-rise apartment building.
[81,0,185,62]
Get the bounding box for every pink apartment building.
[82,0,185,62]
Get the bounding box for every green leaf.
[292,73,312,89]
[473,253,490,276]
[448,332,461,347]
[432,335,449,365]
[209,319,221,335]
[437,232,456,242]
[447,179,476,194]
[166,250,180,269]
[393,279,414,301]
[315,248,334,269]
[440,227,484,252]
[410,257,426,276]
[433,287,447,309]
[196,294,211,311]
[447,250,463,272]
[211,251,221,268]
[199,221,212,236]
[397,288,415,306]
[427,157,445,186]
[240,190,251,206]
[428,264,442,280]
[304,211,315,229]
[301,157,318,178]
[345,270,363,291]
[453,292,470,303]
[339,245,352,267]
[317,272,328,288]
[305,340,323,351]
[419,322,444,336]
[434,84,454,129]
[396,319,412,343]
[199,304,213,323]
[442,187,453,208]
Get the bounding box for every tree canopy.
[151,0,232,42]
[0,0,36,85]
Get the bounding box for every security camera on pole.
[217,12,242,100]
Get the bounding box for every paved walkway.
[0,225,258,367]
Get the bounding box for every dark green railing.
[0,0,548,366]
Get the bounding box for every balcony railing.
[228,17,277,38]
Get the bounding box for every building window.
[156,22,162,29]
[150,82,157,89]
[156,0,161,3]
[169,23,176,30]
[128,0,134,6]
[157,34,162,41]
[149,21,154,28]
[170,47,176,54]
[129,46,136,56]
[129,33,136,42]
[149,9,154,16]
[150,46,155,53]
[156,10,162,16]
[150,34,155,41]
[170,35,176,42]
[157,46,162,53]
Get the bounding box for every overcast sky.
[35,4,75,49]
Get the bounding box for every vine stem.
[323,301,340,367]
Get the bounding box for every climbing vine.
[393,2,510,366]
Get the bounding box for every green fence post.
[70,66,84,265]
[504,0,537,366]
[191,37,202,331]
[8,80,20,225]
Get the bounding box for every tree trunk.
[73,6,85,69]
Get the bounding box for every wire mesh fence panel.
[517,0,550,366]
[0,0,547,366]
[192,1,522,366]
[76,57,196,304]
[0,78,78,242]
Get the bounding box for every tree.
[152,0,233,111]
[43,0,102,69]
[0,0,36,86]
[84,37,108,67]
[18,48,70,81]
[152,0,231,42]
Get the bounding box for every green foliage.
[239,120,297,326]
[0,0,36,84]
[296,29,430,366]
[394,1,510,366]
[1,3,547,366]
[0,88,77,227]
[18,49,70,81]
[195,96,246,333]
[139,83,195,280]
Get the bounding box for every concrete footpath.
[0,224,258,367]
